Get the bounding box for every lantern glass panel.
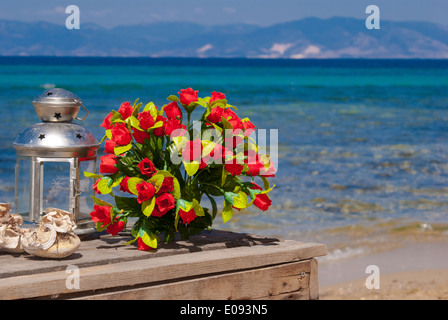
[15,157,31,221]
[43,161,71,213]
[78,158,96,225]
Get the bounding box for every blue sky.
[0,0,446,27]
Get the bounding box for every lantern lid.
[13,122,100,158]
[32,88,89,123]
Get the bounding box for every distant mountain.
[1,17,447,58]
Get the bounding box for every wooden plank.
[309,258,319,300]
[0,240,326,300]
[0,230,283,279]
[73,260,313,300]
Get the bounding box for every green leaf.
[100,134,108,144]
[138,226,158,249]
[261,176,270,191]
[184,161,200,176]
[132,99,142,117]
[221,165,228,186]
[142,197,156,217]
[150,120,164,129]
[174,201,180,232]
[195,97,209,109]
[205,193,218,220]
[208,121,223,135]
[114,143,132,155]
[123,236,139,246]
[143,102,158,120]
[221,116,233,130]
[201,140,216,158]
[224,191,238,206]
[167,95,180,102]
[110,110,123,123]
[149,174,165,193]
[91,195,113,207]
[210,98,227,108]
[97,178,113,194]
[172,177,181,199]
[192,199,205,217]
[96,221,108,232]
[232,191,248,209]
[177,199,190,211]
[125,115,142,130]
[222,201,233,223]
[84,171,103,179]
[114,196,140,213]
[130,220,141,238]
[127,177,144,195]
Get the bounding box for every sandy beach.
[315,220,448,300]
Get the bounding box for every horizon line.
[1,15,447,29]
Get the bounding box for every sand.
[320,268,448,300]
[313,220,448,300]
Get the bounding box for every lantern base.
[73,220,96,237]
[20,217,96,238]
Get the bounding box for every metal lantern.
[13,88,100,235]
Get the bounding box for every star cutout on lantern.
[76,133,82,139]
[54,113,62,120]
[38,134,45,140]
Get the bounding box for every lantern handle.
[76,103,89,121]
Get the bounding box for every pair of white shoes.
[0,204,80,259]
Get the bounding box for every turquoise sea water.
[1,57,447,241]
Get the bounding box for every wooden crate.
[0,229,327,300]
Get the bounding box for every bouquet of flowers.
[85,88,276,250]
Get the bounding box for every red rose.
[178,88,198,106]
[107,220,125,236]
[164,101,182,120]
[119,176,132,193]
[244,150,265,177]
[210,145,233,162]
[165,119,186,137]
[152,193,175,217]
[179,208,197,224]
[100,112,113,130]
[225,162,244,176]
[242,120,256,136]
[157,177,174,195]
[111,123,132,146]
[250,182,272,211]
[199,158,208,170]
[104,139,116,154]
[260,160,276,177]
[182,139,203,162]
[210,91,226,104]
[92,179,101,194]
[222,108,243,130]
[132,128,150,144]
[137,158,157,177]
[118,101,133,120]
[90,205,112,228]
[137,237,155,251]
[137,111,155,130]
[99,154,119,174]
[206,107,224,124]
[153,115,166,136]
[136,181,156,204]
